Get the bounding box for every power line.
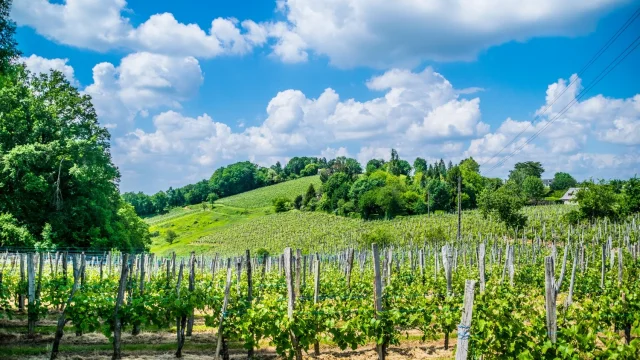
[485,34,640,174]
[479,6,640,168]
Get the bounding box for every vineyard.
[215,176,322,209]
[1,210,640,359]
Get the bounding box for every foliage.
[366,159,386,175]
[165,229,178,244]
[550,172,577,191]
[0,64,148,250]
[478,182,527,230]
[0,213,34,247]
[0,0,19,74]
[575,181,621,220]
[509,161,544,185]
[622,176,640,213]
[523,176,546,202]
[273,196,292,213]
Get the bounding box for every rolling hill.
[215,175,321,208]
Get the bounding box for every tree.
[387,149,402,176]
[0,0,19,74]
[478,183,527,230]
[272,196,291,213]
[300,163,319,177]
[303,184,316,207]
[293,195,303,210]
[165,230,178,245]
[0,67,150,250]
[575,182,620,220]
[427,179,452,211]
[413,158,428,174]
[508,161,544,185]
[459,157,480,173]
[207,192,219,205]
[550,172,577,191]
[522,176,546,202]
[366,159,385,175]
[623,176,640,213]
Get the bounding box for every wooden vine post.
[112,253,130,360]
[313,253,321,356]
[284,247,302,360]
[372,244,386,360]
[175,261,187,358]
[50,255,84,360]
[216,259,233,360]
[246,249,254,359]
[455,280,476,360]
[186,252,196,337]
[27,253,36,337]
[544,252,567,344]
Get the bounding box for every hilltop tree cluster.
[122,157,330,216]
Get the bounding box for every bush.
[165,230,178,244]
[359,228,394,248]
[293,195,303,210]
[563,210,582,225]
[273,196,291,213]
[150,231,160,237]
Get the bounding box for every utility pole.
[457,176,462,242]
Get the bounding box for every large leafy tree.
[478,182,527,230]
[575,181,621,220]
[550,172,577,191]
[508,161,544,185]
[623,176,640,213]
[0,0,19,74]
[0,68,148,250]
[522,176,546,202]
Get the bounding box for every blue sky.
[12,0,640,193]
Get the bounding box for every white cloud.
[19,54,78,85]
[84,52,203,130]
[115,66,489,191]
[466,74,640,179]
[12,1,267,58]
[321,147,350,159]
[13,1,626,68]
[271,0,625,67]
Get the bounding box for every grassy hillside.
[146,175,571,257]
[216,175,321,208]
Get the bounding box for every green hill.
[216,175,321,208]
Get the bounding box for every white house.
[560,188,581,205]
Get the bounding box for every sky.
[11,0,640,194]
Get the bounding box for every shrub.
[165,229,178,244]
[273,196,291,213]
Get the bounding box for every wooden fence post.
[478,243,486,293]
[372,244,385,360]
[112,253,130,360]
[314,253,321,356]
[215,260,233,359]
[284,248,302,360]
[455,280,476,360]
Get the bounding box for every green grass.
[149,204,270,257]
[216,175,321,208]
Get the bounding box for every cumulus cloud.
[84,52,203,130]
[466,74,640,178]
[271,0,625,67]
[19,54,78,85]
[12,0,267,58]
[115,66,489,191]
[13,0,626,67]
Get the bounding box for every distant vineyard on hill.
[216,175,321,208]
[195,205,572,255]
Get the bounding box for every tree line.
[122,156,330,216]
[274,149,639,231]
